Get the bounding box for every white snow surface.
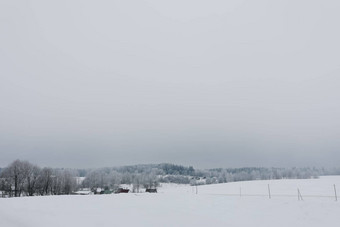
[1,176,339,227]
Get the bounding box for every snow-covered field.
[1,176,339,227]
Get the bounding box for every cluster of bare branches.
[81,168,160,193]
[0,160,77,197]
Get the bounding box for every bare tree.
[62,170,77,194]
[108,171,122,190]
[22,161,41,196]
[37,167,53,195]
[4,160,27,197]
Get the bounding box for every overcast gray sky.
[1,0,340,169]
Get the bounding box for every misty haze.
[1,1,340,227]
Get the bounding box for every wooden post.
[268,184,271,199]
[298,188,303,201]
[334,184,337,202]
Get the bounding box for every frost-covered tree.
[1,160,27,197]
[23,162,41,196]
[108,171,122,190]
[36,167,53,195]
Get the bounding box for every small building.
[145,189,157,193]
[115,188,129,193]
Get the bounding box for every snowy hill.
[0,176,339,227]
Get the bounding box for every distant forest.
[1,160,340,198]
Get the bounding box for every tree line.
[0,160,77,197]
[81,168,160,193]
[1,159,339,198]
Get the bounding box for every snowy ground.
[1,176,339,227]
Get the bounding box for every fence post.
[298,188,303,201]
[268,184,271,199]
[334,184,337,202]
